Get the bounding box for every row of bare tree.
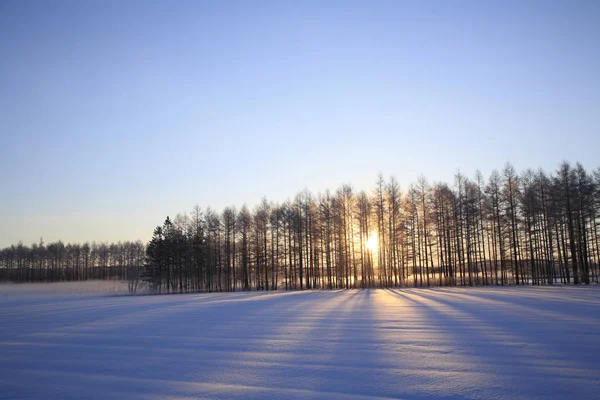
[2,161,598,291]
[142,161,600,292]
[0,240,145,292]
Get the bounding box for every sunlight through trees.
[2,161,600,292]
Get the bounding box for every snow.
[1,286,599,399]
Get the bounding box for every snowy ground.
[1,286,599,399]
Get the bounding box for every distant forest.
[2,161,599,292]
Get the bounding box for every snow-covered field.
[1,286,599,400]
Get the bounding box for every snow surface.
[1,286,599,399]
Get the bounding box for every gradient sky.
[1,0,599,247]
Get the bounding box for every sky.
[1,0,599,247]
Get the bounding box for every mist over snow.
[0,280,134,298]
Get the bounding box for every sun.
[366,232,378,252]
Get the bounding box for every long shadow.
[5,288,599,399]
[1,290,348,400]
[328,288,503,400]
[2,290,307,337]
[393,288,600,399]
[418,287,600,333]
[193,289,373,398]
[433,285,600,311]
[303,289,414,399]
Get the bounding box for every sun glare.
[366,233,378,252]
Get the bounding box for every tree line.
[2,161,599,292]
[144,161,599,292]
[0,240,145,292]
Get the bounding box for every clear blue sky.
[1,0,599,247]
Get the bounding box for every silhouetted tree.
[4,160,599,291]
